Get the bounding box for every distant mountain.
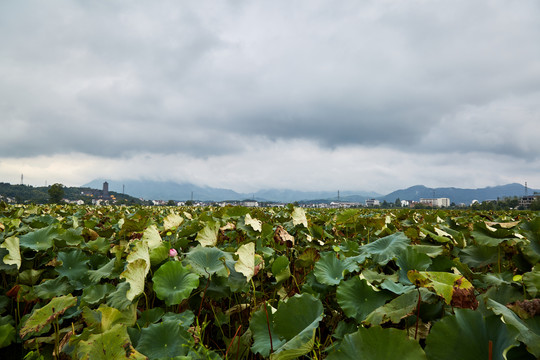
[379,183,537,204]
[83,179,381,202]
[83,179,535,204]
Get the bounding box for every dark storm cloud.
[1,0,539,161]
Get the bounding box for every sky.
[1,0,539,195]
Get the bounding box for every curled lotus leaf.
[407,270,473,304]
[20,295,77,338]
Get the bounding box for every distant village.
[1,181,539,210]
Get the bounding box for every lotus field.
[0,203,539,359]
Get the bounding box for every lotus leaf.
[235,242,256,282]
[56,249,91,288]
[76,323,146,360]
[407,270,473,304]
[487,298,540,357]
[0,236,20,269]
[337,277,392,323]
[327,326,426,360]
[314,252,358,286]
[251,294,324,359]
[19,225,59,251]
[522,264,540,297]
[364,288,435,325]
[34,277,74,299]
[126,240,150,274]
[291,207,308,227]
[88,258,117,283]
[18,269,44,286]
[245,213,262,232]
[153,261,199,306]
[163,212,183,231]
[106,282,133,311]
[142,224,162,250]
[360,232,410,265]
[271,255,291,283]
[396,246,432,284]
[81,284,116,306]
[459,244,498,268]
[0,316,15,349]
[196,221,220,247]
[185,245,231,278]
[425,309,519,360]
[135,319,192,359]
[20,294,77,338]
[472,222,517,247]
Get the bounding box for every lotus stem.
[488,340,493,360]
[224,324,242,359]
[263,300,274,353]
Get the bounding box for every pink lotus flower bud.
[169,248,178,257]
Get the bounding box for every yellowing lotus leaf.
[120,259,148,301]
[245,213,262,232]
[292,207,308,227]
[142,224,162,250]
[235,242,255,282]
[163,213,183,231]
[1,236,20,269]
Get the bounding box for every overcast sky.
[1,0,539,194]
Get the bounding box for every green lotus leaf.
[56,249,91,288]
[19,225,59,251]
[413,244,444,258]
[250,303,286,357]
[271,255,291,283]
[291,207,308,227]
[161,310,195,330]
[18,269,44,286]
[487,298,540,357]
[364,288,436,326]
[472,222,517,247]
[106,282,133,311]
[149,242,170,266]
[98,304,137,331]
[136,308,165,328]
[0,316,15,349]
[34,276,74,299]
[407,270,473,304]
[135,319,192,359]
[0,236,20,269]
[396,246,432,284]
[185,245,231,278]
[522,264,540,297]
[360,232,410,266]
[20,294,77,338]
[56,227,84,246]
[314,252,358,286]
[81,284,116,306]
[327,326,427,360]
[153,261,199,306]
[425,309,519,360]
[245,213,262,232]
[337,277,392,323]
[250,294,324,359]
[77,323,146,360]
[163,212,183,231]
[235,242,255,282]
[459,244,498,268]
[88,258,117,283]
[521,216,540,258]
[196,221,220,247]
[120,258,149,301]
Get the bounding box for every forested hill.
[0,183,143,204]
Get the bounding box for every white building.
[365,199,380,207]
[420,198,450,207]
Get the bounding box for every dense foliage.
[0,202,539,359]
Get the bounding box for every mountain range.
[83,179,537,204]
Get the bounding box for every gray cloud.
[1,1,539,191]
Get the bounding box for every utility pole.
[21,174,23,185]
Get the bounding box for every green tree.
[48,183,64,204]
[167,200,176,206]
[395,198,401,207]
